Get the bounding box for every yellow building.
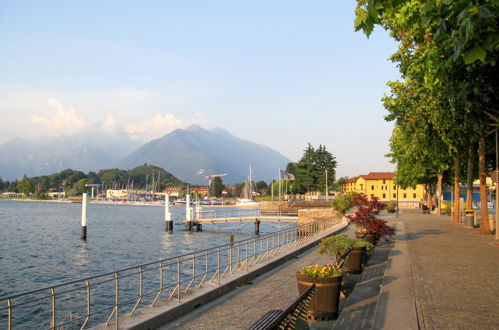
[342,172,425,204]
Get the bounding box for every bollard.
[165,194,173,232]
[185,194,192,231]
[81,193,88,240]
[254,220,260,235]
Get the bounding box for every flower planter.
[296,273,343,320]
[355,231,366,239]
[364,233,376,245]
[343,247,365,274]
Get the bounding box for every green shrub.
[442,202,451,215]
[318,234,354,256]
[352,238,374,252]
[386,200,397,212]
[332,194,354,215]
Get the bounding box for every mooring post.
[165,194,173,232]
[254,219,260,235]
[81,193,88,240]
[185,194,193,231]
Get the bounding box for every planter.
[387,209,396,213]
[364,233,376,245]
[343,247,365,274]
[296,273,343,320]
[355,231,366,239]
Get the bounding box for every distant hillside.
[117,125,290,185]
[0,131,141,181]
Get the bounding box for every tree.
[287,144,337,194]
[255,181,268,196]
[354,0,498,231]
[17,176,34,196]
[210,176,224,197]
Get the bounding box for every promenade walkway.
[158,210,499,330]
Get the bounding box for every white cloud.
[31,98,86,133]
[125,113,207,142]
[102,114,118,133]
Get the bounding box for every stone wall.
[260,200,332,215]
[297,207,339,226]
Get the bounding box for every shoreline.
[1,198,239,207]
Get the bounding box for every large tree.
[355,0,498,232]
[286,144,337,194]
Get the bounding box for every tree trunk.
[466,144,474,210]
[478,137,491,234]
[437,173,443,216]
[453,155,460,223]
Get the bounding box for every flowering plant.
[299,264,342,278]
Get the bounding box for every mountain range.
[0,126,290,185]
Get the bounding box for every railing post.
[50,288,56,330]
[246,240,249,272]
[177,258,181,302]
[217,249,221,284]
[114,272,119,330]
[81,280,91,329]
[7,298,12,330]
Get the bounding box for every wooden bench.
[247,284,316,330]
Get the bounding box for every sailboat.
[236,166,260,207]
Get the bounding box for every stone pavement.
[158,210,499,330]
[400,210,499,329]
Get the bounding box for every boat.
[236,166,260,207]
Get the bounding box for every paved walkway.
[158,211,499,330]
[401,210,499,329]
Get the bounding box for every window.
[382,193,386,199]
[360,184,364,190]
[383,180,386,184]
[403,193,407,198]
[371,185,375,190]
[393,193,396,198]
[393,186,396,190]
[413,193,416,198]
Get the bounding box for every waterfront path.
[158,210,499,330]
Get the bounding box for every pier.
[177,198,298,234]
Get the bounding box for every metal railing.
[196,207,260,221]
[0,218,343,330]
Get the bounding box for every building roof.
[359,172,394,180]
[345,177,358,183]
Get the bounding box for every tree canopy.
[286,144,337,194]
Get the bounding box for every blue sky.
[0,0,399,178]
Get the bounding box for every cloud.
[102,114,118,133]
[125,113,207,142]
[32,98,86,133]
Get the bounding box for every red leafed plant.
[347,194,395,238]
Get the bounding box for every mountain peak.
[185,124,203,132]
[118,126,289,184]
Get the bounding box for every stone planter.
[296,273,343,320]
[343,247,365,274]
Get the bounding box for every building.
[341,172,425,204]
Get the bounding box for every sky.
[0,0,400,179]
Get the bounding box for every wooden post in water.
[185,194,193,231]
[165,194,173,232]
[254,219,260,235]
[81,193,88,240]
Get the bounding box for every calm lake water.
[0,199,292,328]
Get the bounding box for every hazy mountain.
[0,131,141,181]
[117,125,290,185]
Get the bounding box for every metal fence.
[0,218,342,330]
